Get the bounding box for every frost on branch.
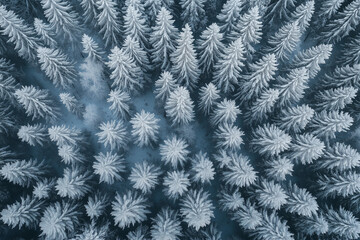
[191,151,215,184]
[130,110,160,147]
[129,161,161,194]
[165,86,194,126]
[93,152,125,184]
[163,170,190,200]
[96,120,128,151]
[17,124,47,146]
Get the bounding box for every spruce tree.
[180,0,206,32]
[96,0,121,47]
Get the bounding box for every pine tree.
[232,200,262,230]
[129,161,161,194]
[222,152,257,188]
[17,124,47,146]
[238,53,277,103]
[219,188,244,212]
[197,23,224,74]
[79,0,98,25]
[215,123,244,151]
[285,183,318,217]
[0,5,39,61]
[130,110,160,147]
[143,0,162,22]
[151,208,182,240]
[37,47,77,89]
[81,34,104,63]
[198,83,220,115]
[93,152,125,184]
[308,110,353,139]
[127,225,150,240]
[295,213,329,236]
[41,0,82,42]
[40,202,80,240]
[124,5,150,51]
[106,46,144,93]
[292,44,332,79]
[160,136,190,168]
[317,0,345,26]
[150,7,178,70]
[107,88,131,119]
[276,105,314,133]
[0,159,45,187]
[287,133,325,165]
[264,0,296,23]
[1,195,43,229]
[255,179,288,210]
[171,24,200,91]
[191,152,215,184]
[326,206,360,239]
[323,64,360,88]
[48,125,82,147]
[318,171,360,198]
[315,86,357,112]
[251,124,291,157]
[245,88,279,122]
[58,145,85,165]
[33,178,55,199]
[212,38,245,93]
[180,189,214,230]
[316,142,360,171]
[111,190,150,229]
[216,0,245,34]
[96,0,121,47]
[123,36,151,75]
[289,1,314,33]
[0,74,18,106]
[85,193,109,219]
[264,156,293,181]
[165,86,195,125]
[320,0,360,43]
[55,167,92,199]
[267,21,301,61]
[340,33,360,65]
[154,71,178,102]
[34,18,57,47]
[15,86,59,121]
[228,6,262,54]
[60,93,84,116]
[210,99,241,126]
[163,170,190,200]
[180,0,206,32]
[96,120,128,150]
[275,67,309,107]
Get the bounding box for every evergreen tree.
[81,34,104,63]
[150,7,178,71]
[163,170,190,200]
[55,167,92,199]
[215,123,244,151]
[33,178,55,199]
[123,36,151,74]
[171,24,200,91]
[85,193,109,219]
[130,110,160,147]
[245,88,279,122]
[315,86,357,112]
[317,0,345,26]
[48,125,83,147]
[180,0,206,32]
[289,1,314,33]
[264,156,293,181]
[17,124,47,146]
[198,83,220,115]
[154,71,178,102]
[60,93,84,116]
[285,183,318,217]
[264,0,296,23]
[267,21,301,61]
[37,47,77,89]
[15,86,59,121]
[255,179,288,210]
[58,145,85,165]
[106,46,144,93]
[96,0,121,47]
[96,120,128,150]
[79,0,98,25]
[212,38,245,94]
[0,105,15,135]
[0,195,43,229]
[216,0,245,34]
[160,136,190,168]
[151,208,182,240]
[295,213,329,236]
[0,74,18,106]
[318,171,360,198]
[129,161,161,194]
[41,0,82,42]
[232,200,262,230]
[292,44,333,79]
[323,64,360,88]
[340,33,360,65]
[210,98,241,126]
[276,105,314,133]
[326,207,360,239]
[0,5,39,61]
[191,152,215,184]
[93,152,125,184]
[107,89,131,119]
[143,0,162,22]
[197,23,224,74]
[321,0,360,43]
[219,189,244,212]
[165,86,195,125]
[34,18,57,47]
[308,110,353,139]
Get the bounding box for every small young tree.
[267,21,301,61]
[55,167,92,199]
[320,0,360,43]
[198,83,220,115]
[150,7,178,70]
[289,1,314,33]
[48,125,83,147]
[106,46,144,93]
[216,0,245,34]
[275,67,310,107]
[151,208,182,240]
[308,110,353,139]
[222,152,257,188]
[1,195,44,229]
[107,89,131,119]
[180,189,214,230]
[60,93,84,116]
[171,24,200,91]
[163,170,191,200]
[232,200,262,230]
[34,18,57,47]
[33,178,55,199]
[214,123,244,151]
[17,124,47,146]
[41,0,82,42]
[0,5,39,61]
[323,64,360,88]
[96,120,128,150]
[93,152,125,184]
[314,86,357,112]
[180,0,206,32]
[210,99,241,126]
[245,88,279,123]
[264,156,294,181]
[219,189,244,212]
[292,44,333,79]
[129,161,161,194]
[285,183,318,217]
[154,71,178,102]
[287,133,325,165]
[191,152,215,184]
[96,0,121,47]
[275,104,314,133]
[79,0,98,25]
[255,179,288,210]
[165,86,195,125]
[0,159,45,187]
[130,110,160,147]
[39,201,80,240]
[160,136,190,168]
[111,190,150,229]
[318,171,360,198]
[37,47,77,89]
[58,145,85,165]
[251,124,291,157]
[197,23,224,74]
[85,193,109,219]
[81,34,104,63]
